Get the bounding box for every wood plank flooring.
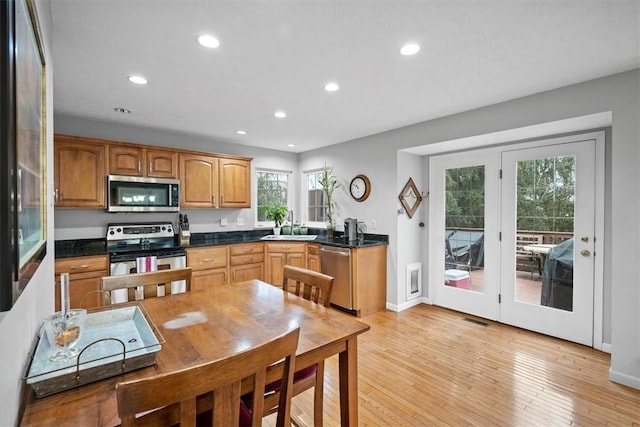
[266,304,640,426]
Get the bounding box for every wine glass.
[44,309,87,361]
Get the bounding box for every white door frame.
[428,131,605,349]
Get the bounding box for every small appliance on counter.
[344,218,357,242]
[178,213,190,244]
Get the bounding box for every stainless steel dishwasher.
[320,246,353,311]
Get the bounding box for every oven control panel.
[107,222,174,241]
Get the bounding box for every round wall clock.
[349,174,371,202]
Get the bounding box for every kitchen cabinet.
[351,245,387,317]
[109,145,178,178]
[179,153,219,208]
[180,154,252,209]
[230,243,264,283]
[54,255,109,310]
[186,246,229,290]
[54,135,107,208]
[307,243,321,272]
[219,158,251,208]
[265,242,306,286]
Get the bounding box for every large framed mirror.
[1,0,47,311]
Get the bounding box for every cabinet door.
[219,158,251,208]
[191,268,228,291]
[109,145,143,176]
[55,274,105,310]
[54,137,106,208]
[230,263,264,283]
[180,154,218,208]
[265,252,286,286]
[147,148,178,178]
[307,244,321,272]
[286,252,305,268]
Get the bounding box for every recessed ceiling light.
[324,82,339,92]
[197,34,220,49]
[274,111,287,118]
[128,75,148,85]
[400,43,420,56]
[114,107,131,114]
[236,130,247,135]
[288,144,296,147]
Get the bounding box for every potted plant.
[318,163,340,237]
[265,205,288,235]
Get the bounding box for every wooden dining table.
[20,279,371,426]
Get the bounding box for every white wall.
[0,1,55,425]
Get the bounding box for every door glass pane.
[444,166,485,292]
[515,156,575,311]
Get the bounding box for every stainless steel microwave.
[107,175,180,212]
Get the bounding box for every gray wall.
[300,69,640,389]
[53,115,299,240]
[0,1,55,425]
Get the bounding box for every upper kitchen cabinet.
[219,157,251,208]
[179,153,219,208]
[180,153,252,209]
[109,144,178,178]
[54,135,107,208]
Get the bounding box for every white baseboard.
[609,368,640,390]
[600,342,612,354]
[386,297,429,313]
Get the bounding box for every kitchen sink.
[260,235,318,241]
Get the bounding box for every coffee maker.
[344,218,357,241]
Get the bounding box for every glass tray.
[24,304,163,397]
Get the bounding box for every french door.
[429,134,599,346]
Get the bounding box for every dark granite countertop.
[55,229,388,259]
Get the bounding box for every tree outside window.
[256,171,289,224]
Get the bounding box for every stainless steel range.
[106,222,186,303]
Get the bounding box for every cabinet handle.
[212,194,216,207]
[202,258,214,262]
[54,188,59,202]
[69,264,89,270]
[221,194,224,205]
[243,248,252,253]
[138,161,141,172]
[148,161,152,173]
[281,246,290,249]
[224,271,227,283]
[243,257,252,262]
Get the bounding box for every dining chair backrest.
[116,326,300,427]
[101,267,192,302]
[282,265,335,308]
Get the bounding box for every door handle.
[581,250,591,257]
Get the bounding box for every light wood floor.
[266,304,640,426]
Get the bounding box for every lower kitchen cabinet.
[307,243,321,272]
[265,242,306,286]
[229,242,264,283]
[54,255,109,310]
[351,245,387,317]
[186,246,229,290]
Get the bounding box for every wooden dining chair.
[116,326,300,427]
[101,267,192,303]
[262,265,334,426]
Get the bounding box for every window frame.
[255,168,291,228]
[303,169,328,228]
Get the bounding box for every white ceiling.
[49,0,640,153]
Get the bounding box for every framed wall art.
[398,177,423,219]
[1,0,47,311]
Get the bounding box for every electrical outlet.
[220,218,228,227]
[371,220,376,229]
[236,218,244,226]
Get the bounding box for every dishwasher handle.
[320,246,351,256]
